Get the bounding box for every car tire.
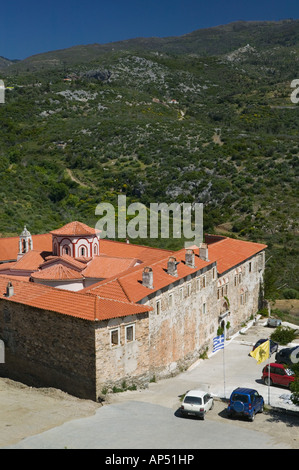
[249,413,255,422]
[264,377,272,386]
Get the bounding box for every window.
[240,294,244,305]
[94,245,98,255]
[179,287,183,301]
[125,324,135,343]
[156,300,161,315]
[249,262,252,273]
[202,276,206,288]
[238,273,242,284]
[202,302,206,314]
[110,328,120,347]
[63,246,69,255]
[169,293,173,308]
[187,283,191,296]
[234,275,238,287]
[212,267,216,280]
[196,279,200,292]
[80,247,86,257]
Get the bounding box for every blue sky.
[1,0,298,60]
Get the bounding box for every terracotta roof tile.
[207,237,267,274]
[31,264,84,281]
[0,276,151,321]
[83,255,139,279]
[0,233,52,262]
[50,221,98,236]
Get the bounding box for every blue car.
[227,388,264,422]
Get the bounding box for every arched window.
[80,247,86,257]
[63,246,69,256]
[94,245,98,255]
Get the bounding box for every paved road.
[4,320,298,449]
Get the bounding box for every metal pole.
[223,339,226,399]
[268,351,271,405]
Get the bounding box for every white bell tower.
[18,225,33,260]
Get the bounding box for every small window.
[187,283,191,296]
[202,302,206,314]
[249,262,252,273]
[110,328,120,347]
[234,275,238,287]
[179,287,183,301]
[239,273,242,284]
[202,276,206,288]
[63,246,69,255]
[125,324,135,343]
[156,300,161,315]
[212,267,216,280]
[196,279,200,292]
[169,293,173,308]
[240,294,244,305]
[80,247,86,257]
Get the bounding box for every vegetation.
[0,20,298,298]
[270,326,298,345]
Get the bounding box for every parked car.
[262,363,295,389]
[251,339,279,355]
[227,387,264,422]
[275,346,299,366]
[180,390,214,420]
[267,317,282,328]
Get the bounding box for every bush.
[270,326,297,345]
[282,288,299,299]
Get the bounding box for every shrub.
[270,326,297,345]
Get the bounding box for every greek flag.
[213,334,224,353]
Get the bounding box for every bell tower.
[18,225,33,260]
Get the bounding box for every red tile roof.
[82,255,139,279]
[0,276,151,321]
[0,233,52,262]
[207,237,267,274]
[31,264,84,281]
[50,221,98,236]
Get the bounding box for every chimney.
[6,282,14,298]
[185,249,195,268]
[142,267,153,289]
[167,256,178,276]
[199,243,209,261]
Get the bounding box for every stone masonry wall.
[0,300,96,400]
[95,313,150,398]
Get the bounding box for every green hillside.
[0,20,298,299]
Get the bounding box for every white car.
[180,389,214,420]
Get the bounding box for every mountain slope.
[0,20,298,298]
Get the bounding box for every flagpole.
[268,350,271,406]
[223,339,226,399]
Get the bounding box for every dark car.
[251,339,278,355]
[275,346,299,366]
[227,388,264,422]
[262,363,295,389]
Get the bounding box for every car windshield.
[184,396,202,405]
[231,394,248,403]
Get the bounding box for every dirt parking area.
[0,378,101,447]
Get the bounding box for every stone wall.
[146,264,218,380]
[0,300,96,400]
[95,313,150,398]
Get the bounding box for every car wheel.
[249,413,255,422]
[264,376,272,386]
